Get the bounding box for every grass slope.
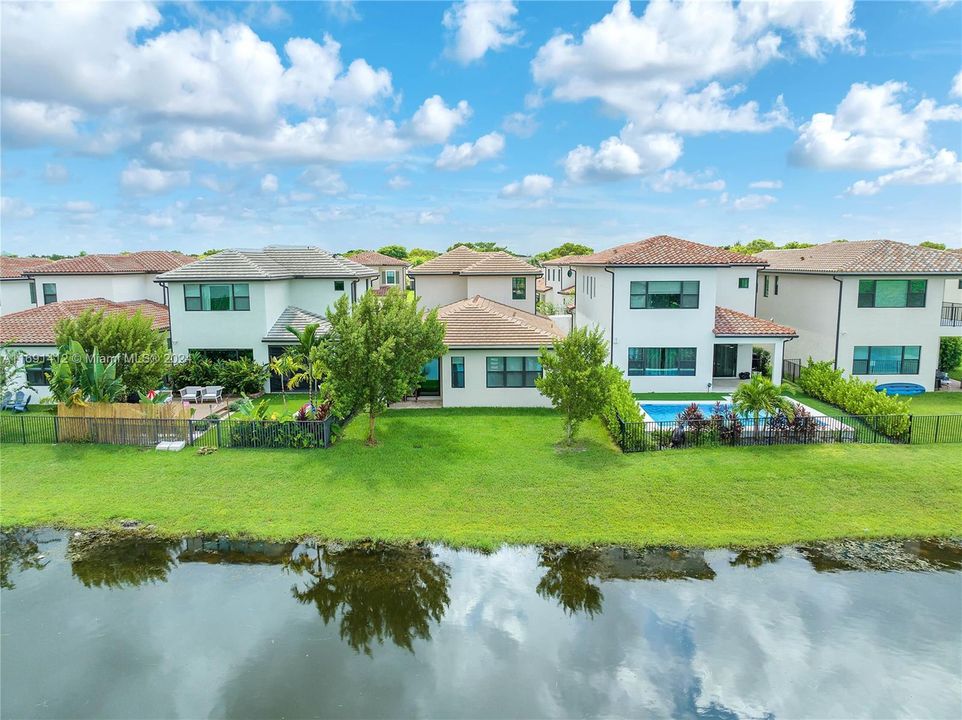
[2,408,960,549]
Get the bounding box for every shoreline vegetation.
[2,409,960,550]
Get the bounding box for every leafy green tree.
[446,241,508,253]
[324,288,446,445]
[919,241,946,250]
[48,340,126,405]
[54,309,169,395]
[731,375,794,433]
[729,238,777,255]
[536,326,616,445]
[376,245,408,260]
[938,337,962,372]
[285,323,326,405]
[407,248,440,266]
[782,241,815,249]
[0,343,30,397]
[342,249,366,257]
[269,351,298,406]
[535,243,594,261]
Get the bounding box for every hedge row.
[797,359,910,434]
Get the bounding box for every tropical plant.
[938,337,962,373]
[285,323,326,404]
[231,394,273,420]
[599,370,643,446]
[324,288,446,445]
[47,340,126,405]
[213,357,269,395]
[269,351,298,406]
[0,343,31,398]
[730,375,794,433]
[798,359,909,431]
[537,326,616,445]
[54,308,170,397]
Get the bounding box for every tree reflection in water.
[730,548,782,568]
[537,546,716,617]
[0,530,50,590]
[287,542,451,655]
[68,533,181,589]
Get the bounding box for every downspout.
[569,268,577,327]
[604,267,616,364]
[351,279,358,303]
[832,275,843,368]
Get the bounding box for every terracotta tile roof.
[156,246,378,282]
[346,251,409,267]
[437,295,562,347]
[541,254,590,266]
[262,306,330,343]
[0,299,170,345]
[409,246,541,276]
[0,257,52,279]
[757,240,962,274]
[559,285,576,295]
[26,251,194,275]
[535,278,550,293]
[713,306,796,337]
[572,235,766,267]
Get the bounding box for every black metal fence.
[941,302,962,327]
[616,412,962,452]
[782,358,802,384]
[0,413,337,450]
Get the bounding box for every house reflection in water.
[178,537,298,565]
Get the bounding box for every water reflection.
[799,539,962,573]
[0,529,50,590]
[179,537,298,565]
[287,542,451,655]
[67,533,180,589]
[730,548,782,568]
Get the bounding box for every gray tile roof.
[757,240,962,274]
[156,246,378,282]
[262,306,331,343]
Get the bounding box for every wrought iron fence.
[941,302,962,327]
[615,411,962,452]
[0,413,338,450]
[782,357,802,384]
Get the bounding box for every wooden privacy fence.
[2,413,338,450]
[615,412,962,452]
[55,402,190,444]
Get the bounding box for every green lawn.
[2,408,959,549]
[905,392,962,415]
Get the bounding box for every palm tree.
[731,375,794,434]
[268,351,297,408]
[285,324,325,404]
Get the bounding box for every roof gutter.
[832,275,843,368]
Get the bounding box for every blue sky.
[1,0,960,256]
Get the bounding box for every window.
[451,356,465,388]
[857,279,926,308]
[627,347,697,376]
[774,276,779,295]
[852,346,920,375]
[738,277,750,289]
[42,283,57,304]
[629,281,699,309]
[512,276,526,300]
[763,275,770,297]
[29,282,36,304]
[190,349,254,361]
[25,357,51,386]
[184,284,250,311]
[334,280,345,292]
[958,279,962,290]
[486,356,542,388]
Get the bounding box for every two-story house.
[571,235,797,393]
[408,246,542,313]
[756,240,962,391]
[539,254,585,311]
[345,251,410,294]
[0,257,51,315]
[155,246,377,392]
[23,252,194,307]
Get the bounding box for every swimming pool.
[639,402,770,423]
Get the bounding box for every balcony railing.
[942,302,962,327]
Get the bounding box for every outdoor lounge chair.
[1,392,12,410]
[201,386,224,403]
[179,386,203,403]
[12,391,29,412]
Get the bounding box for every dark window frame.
[852,345,921,375]
[334,280,345,292]
[857,279,927,308]
[189,348,255,362]
[450,355,465,388]
[25,357,52,386]
[485,356,542,388]
[774,275,779,295]
[183,283,250,312]
[629,280,699,309]
[42,282,57,305]
[511,276,527,300]
[738,277,750,289]
[627,347,698,377]
[763,275,769,297]
[29,282,37,304]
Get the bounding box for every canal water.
[1,530,959,719]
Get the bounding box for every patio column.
[772,340,784,386]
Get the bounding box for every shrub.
[939,337,962,373]
[599,370,643,446]
[169,354,268,395]
[797,359,909,435]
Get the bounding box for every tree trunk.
[367,411,377,446]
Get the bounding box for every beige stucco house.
[347,251,410,294]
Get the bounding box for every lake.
[1,529,960,719]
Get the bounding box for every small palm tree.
[269,351,297,408]
[285,323,324,404]
[731,375,794,434]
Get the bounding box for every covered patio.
[711,307,798,388]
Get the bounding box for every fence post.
[215,418,222,448]
[53,414,59,444]
[187,419,195,447]
[934,415,941,444]
[907,414,913,445]
[20,415,26,444]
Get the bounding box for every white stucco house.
[756,240,962,391]
[409,246,542,313]
[155,246,377,393]
[0,298,170,402]
[539,254,584,311]
[428,296,562,407]
[0,257,51,316]
[22,252,193,308]
[570,235,797,393]
[346,251,410,294]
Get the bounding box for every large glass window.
[852,346,920,375]
[857,279,926,308]
[451,356,465,388]
[29,282,36,304]
[738,277,749,289]
[25,357,51,386]
[627,347,697,376]
[512,277,527,300]
[42,283,57,304]
[184,284,249,311]
[629,281,699,309]
[486,356,541,388]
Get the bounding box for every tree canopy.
[376,245,408,260]
[535,243,594,261]
[446,241,510,254]
[728,238,815,255]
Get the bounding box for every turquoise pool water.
[640,402,772,423]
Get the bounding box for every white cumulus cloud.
[443,0,521,64]
[651,169,725,193]
[409,95,471,143]
[260,173,279,193]
[749,179,783,189]
[0,196,35,219]
[436,132,505,170]
[565,128,682,182]
[732,193,777,211]
[847,149,962,196]
[500,174,554,198]
[952,70,962,99]
[120,161,190,194]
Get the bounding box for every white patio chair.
[201,386,224,403]
[179,386,203,403]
